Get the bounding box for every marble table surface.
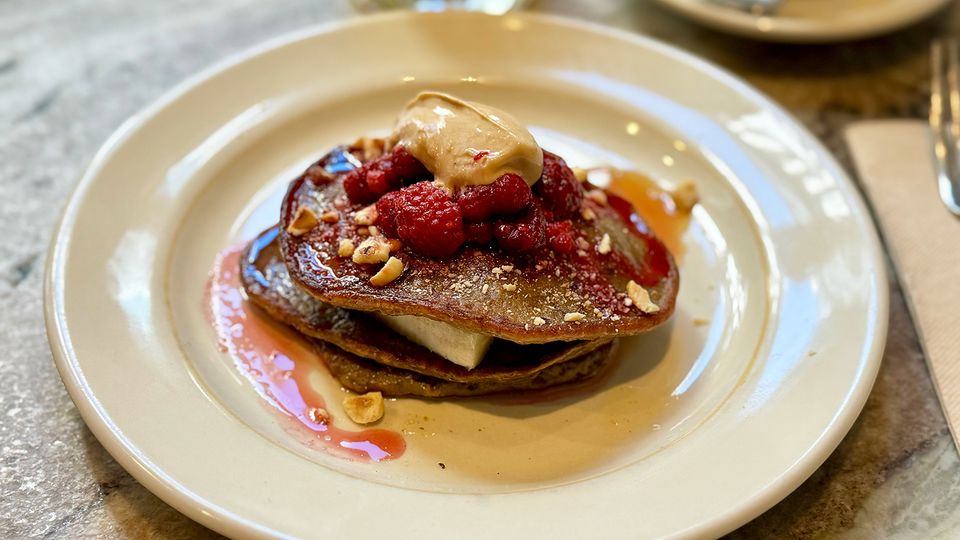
[3,0,960,537]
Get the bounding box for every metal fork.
[930,39,960,217]
[706,0,782,16]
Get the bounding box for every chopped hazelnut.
[581,208,596,221]
[370,257,405,286]
[368,225,380,236]
[338,239,355,258]
[586,189,608,205]
[564,312,585,322]
[353,237,391,264]
[533,317,546,326]
[343,392,384,424]
[597,233,612,255]
[354,136,385,161]
[305,164,334,183]
[502,283,517,292]
[627,280,660,314]
[355,204,379,226]
[671,181,699,213]
[286,207,319,236]
[571,167,588,183]
[481,284,489,293]
[387,239,402,252]
[501,265,514,272]
[320,211,339,223]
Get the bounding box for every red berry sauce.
[607,193,672,287]
[207,241,405,462]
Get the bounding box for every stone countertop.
[2,0,959,537]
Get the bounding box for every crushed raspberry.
[546,220,576,254]
[473,151,489,162]
[464,221,493,245]
[495,201,546,252]
[535,151,583,219]
[344,146,430,204]
[456,173,533,221]
[382,182,465,257]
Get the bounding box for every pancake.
[241,226,611,385]
[279,145,679,344]
[319,340,615,398]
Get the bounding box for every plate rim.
[44,10,889,538]
[653,0,950,43]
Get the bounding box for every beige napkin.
[846,119,960,451]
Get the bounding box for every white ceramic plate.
[654,0,950,43]
[46,11,887,539]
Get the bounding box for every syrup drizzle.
[207,244,405,462]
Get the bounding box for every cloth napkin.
[846,119,960,451]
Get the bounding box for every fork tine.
[946,40,960,149]
[930,39,960,216]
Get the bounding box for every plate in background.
[654,0,950,42]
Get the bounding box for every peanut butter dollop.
[390,92,544,192]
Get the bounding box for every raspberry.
[387,182,465,257]
[535,151,583,219]
[343,166,380,204]
[495,201,546,253]
[344,146,431,204]
[546,220,576,254]
[390,146,431,182]
[456,173,533,221]
[365,169,390,195]
[375,190,402,238]
[464,221,493,245]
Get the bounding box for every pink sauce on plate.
[206,246,405,462]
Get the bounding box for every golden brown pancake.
[241,227,611,385]
[279,146,678,344]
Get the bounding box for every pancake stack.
[241,142,678,398]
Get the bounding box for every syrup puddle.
[207,246,405,462]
